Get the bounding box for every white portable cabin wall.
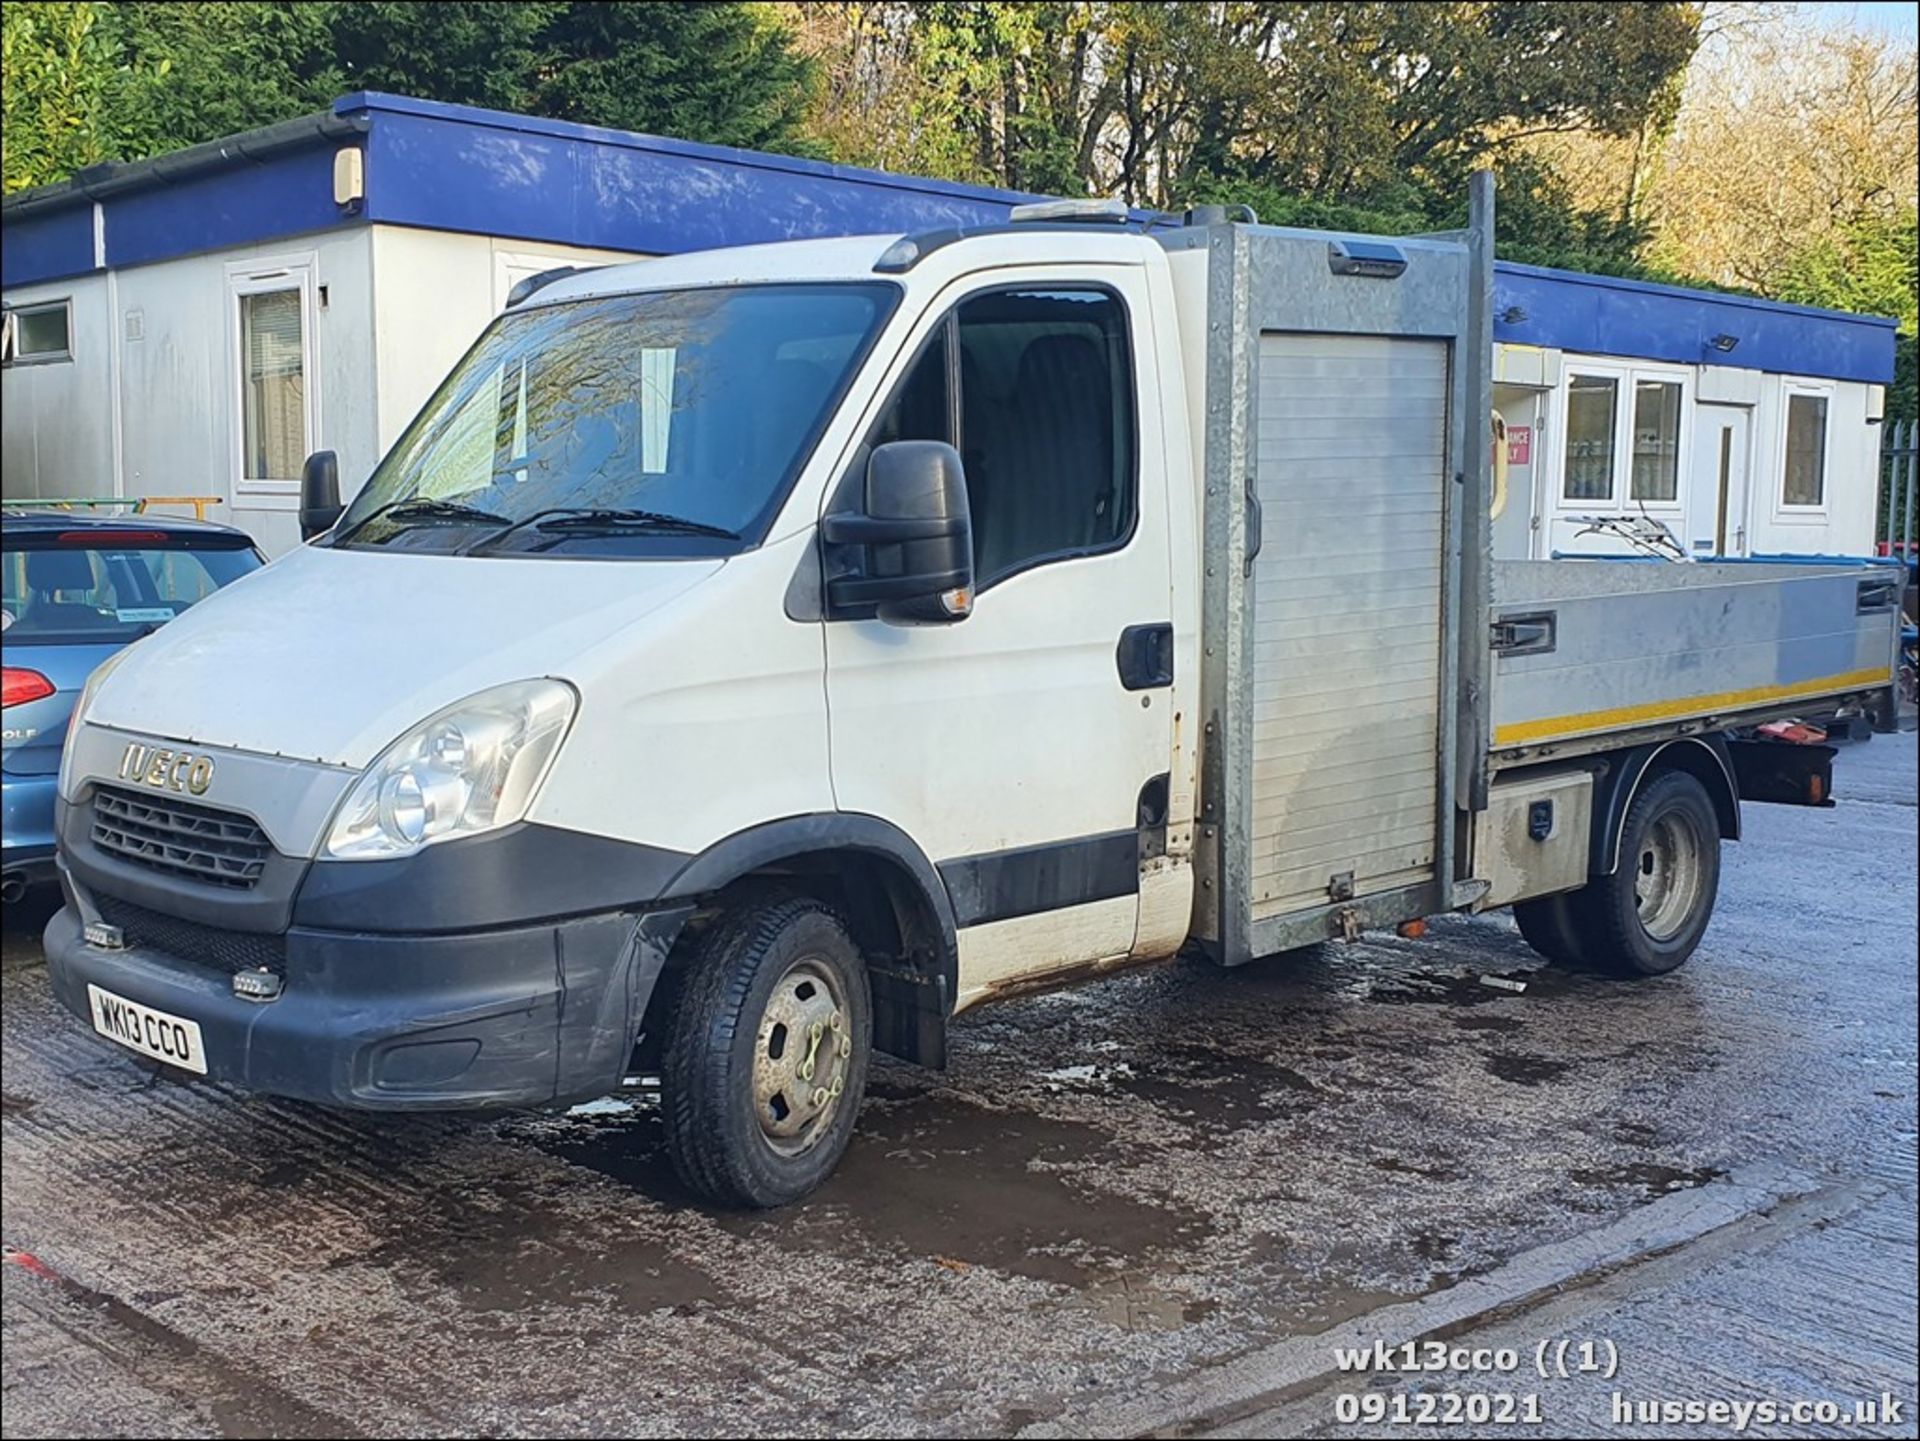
[1494,348,1882,562]
[2,271,115,503]
[1487,265,1895,564]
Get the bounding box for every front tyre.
[661,893,871,1208]
[1583,770,1722,977]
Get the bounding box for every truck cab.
[41,200,1902,1207]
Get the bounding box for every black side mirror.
[822,441,974,625]
[299,450,342,540]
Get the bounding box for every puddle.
[1242,1233,1440,1332]
[1569,1162,1723,1195]
[1101,1043,1323,1144]
[1069,1272,1221,1333]
[1364,970,1540,1007]
[1485,1053,1572,1085]
[540,1090,1213,1291]
[344,1172,721,1315]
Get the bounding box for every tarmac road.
[2,734,1914,1439]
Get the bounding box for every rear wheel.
[1581,770,1721,977]
[1513,891,1593,967]
[661,892,871,1208]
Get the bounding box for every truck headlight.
[59,644,136,798]
[324,679,577,860]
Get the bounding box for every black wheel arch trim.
[1592,736,1740,877]
[661,811,960,1010]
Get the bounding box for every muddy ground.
[3,734,1914,1438]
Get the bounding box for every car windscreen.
[0,540,260,645]
[331,282,898,557]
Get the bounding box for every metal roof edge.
[3,111,367,220]
[332,91,1052,210]
[1493,259,1900,331]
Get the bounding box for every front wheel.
[661,892,871,1208]
[1581,770,1722,977]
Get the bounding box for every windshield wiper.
[333,497,514,546]
[464,507,740,554]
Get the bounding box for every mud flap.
[870,965,948,1070]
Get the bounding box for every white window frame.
[1550,357,1691,516]
[2,298,75,366]
[1775,379,1834,518]
[227,253,319,506]
[493,248,585,313]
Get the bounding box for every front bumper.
[44,886,691,1111]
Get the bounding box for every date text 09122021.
[1334,1392,1544,1426]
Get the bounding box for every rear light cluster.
[2,668,56,708]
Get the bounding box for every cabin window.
[1629,379,1683,502]
[1562,373,1617,502]
[1782,391,1828,508]
[1,299,72,366]
[239,289,307,483]
[228,257,318,498]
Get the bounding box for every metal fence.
[1881,417,1917,560]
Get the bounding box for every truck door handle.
[1117,623,1174,690]
[1246,488,1264,573]
[1856,579,1898,614]
[1490,611,1556,655]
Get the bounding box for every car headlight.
[59,644,136,798]
[324,679,577,860]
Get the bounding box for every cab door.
[823,267,1174,1011]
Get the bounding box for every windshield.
[1,541,260,645]
[333,282,896,557]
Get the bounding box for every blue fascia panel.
[1493,260,1897,384]
[346,92,1043,254]
[103,144,356,271]
[1,205,97,288]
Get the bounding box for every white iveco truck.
[46,178,1902,1206]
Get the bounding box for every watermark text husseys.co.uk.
[1610,1392,1906,1432]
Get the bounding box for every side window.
[956,289,1135,586]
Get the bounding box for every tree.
[2,1,126,193]
[324,1,559,113]
[531,2,816,153]
[1642,19,1916,291]
[107,2,336,157]
[792,2,1701,211]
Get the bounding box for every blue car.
[2,510,265,900]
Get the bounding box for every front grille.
[94,895,287,977]
[91,786,271,889]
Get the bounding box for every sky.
[1797,1,1919,38]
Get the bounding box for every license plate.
[86,984,208,1074]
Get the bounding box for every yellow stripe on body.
[1493,667,1892,748]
